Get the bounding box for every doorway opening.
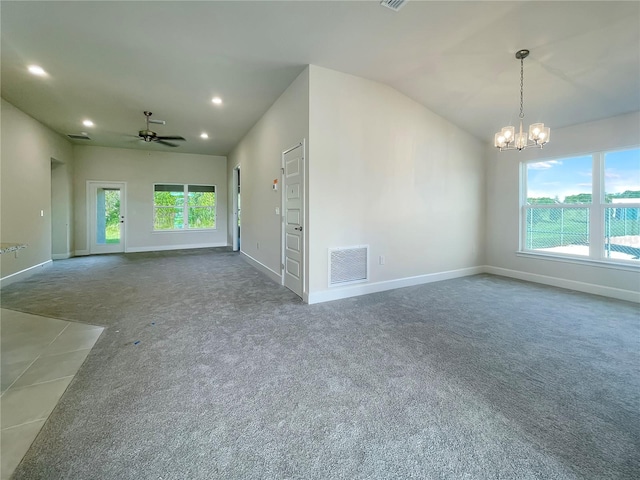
[232,166,241,251]
[88,181,126,254]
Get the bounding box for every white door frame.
[281,140,305,297]
[87,181,127,254]
[232,165,241,252]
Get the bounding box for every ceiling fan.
[138,111,185,147]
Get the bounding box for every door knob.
[294,226,302,231]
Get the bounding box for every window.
[522,148,640,264]
[154,184,216,231]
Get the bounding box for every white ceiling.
[2,1,638,156]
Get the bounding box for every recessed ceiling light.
[211,97,222,105]
[28,65,47,76]
[82,119,94,127]
[200,133,209,139]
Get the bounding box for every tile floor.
[1,309,103,479]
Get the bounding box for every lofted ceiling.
[1,1,638,156]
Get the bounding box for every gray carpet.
[1,248,638,479]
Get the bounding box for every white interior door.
[282,142,305,297]
[88,181,126,254]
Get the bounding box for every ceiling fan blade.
[156,139,179,147]
[156,135,186,141]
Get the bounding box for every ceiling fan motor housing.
[137,111,185,146]
[139,129,156,141]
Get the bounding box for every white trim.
[0,260,52,289]
[74,250,90,256]
[241,251,282,284]
[151,228,217,234]
[282,141,303,156]
[308,266,484,304]
[52,253,72,260]
[521,146,640,262]
[125,242,227,253]
[485,265,640,303]
[516,251,640,272]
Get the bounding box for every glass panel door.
[96,188,121,245]
[89,182,125,254]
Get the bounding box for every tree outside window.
[154,184,215,230]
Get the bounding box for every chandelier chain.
[519,58,524,119]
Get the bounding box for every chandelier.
[494,49,550,151]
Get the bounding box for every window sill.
[152,228,217,234]
[516,251,640,272]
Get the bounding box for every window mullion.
[184,185,189,228]
[520,162,527,251]
[590,153,604,260]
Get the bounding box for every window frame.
[153,183,217,232]
[519,147,640,268]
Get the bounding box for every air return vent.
[329,245,369,287]
[67,134,91,140]
[380,0,408,12]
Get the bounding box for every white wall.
[1,98,73,283]
[486,111,640,300]
[227,67,310,282]
[74,145,227,254]
[307,66,485,302]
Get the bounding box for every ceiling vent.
[67,133,91,140]
[380,0,408,12]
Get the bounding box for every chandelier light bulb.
[501,126,515,142]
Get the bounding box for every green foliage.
[606,190,640,202]
[564,193,592,204]
[104,190,120,242]
[527,197,557,205]
[187,192,215,228]
[189,207,215,228]
[154,207,183,230]
[105,224,120,243]
[154,191,184,207]
[188,191,215,207]
[153,189,215,229]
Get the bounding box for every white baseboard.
[0,260,52,289]
[125,242,228,253]
[484,265,640,303]
[307,266,484,304]
[240,251,282,284]
[52,252,72,260]
[74,250,90,256]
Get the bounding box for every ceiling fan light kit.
[494,49,550,152]
[137,111,186,147]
